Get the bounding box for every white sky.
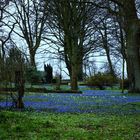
[0,0,127,80]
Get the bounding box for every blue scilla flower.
[0,89,140,114]
[0,101,12,107]
[56,106,70,113]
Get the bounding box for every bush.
[86,72,118,90]
[52,73,61,90]
[25,66,43,84]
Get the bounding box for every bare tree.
[94,15,116,76]
[0,0,17,84]
[46,0,98,90]
[3,0,48,68]
[106,0,140,92]
[0,0,10,22]
[6,46,25,108]
[85,0,140,92]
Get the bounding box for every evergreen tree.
[44,64,53,84]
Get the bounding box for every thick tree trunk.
[70,40,79,91]
[77,61,83,81]
[64,35,79,90]
[16,97,24,108]
[64,46,83,81]
[126,22,140,92]
[77,46,84,81]
[120,0,140,93]
[71,64,78,90]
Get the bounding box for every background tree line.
[0,0,140,93]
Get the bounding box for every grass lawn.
[0,111,140,140]
[0,88,140,140]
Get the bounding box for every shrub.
[52,73,61,90]
[86,72,118,90]
[25,66,43,84]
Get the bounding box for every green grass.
[0,94,7,101]
[0,111,140,140]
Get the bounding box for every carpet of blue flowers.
[0,88,140,114]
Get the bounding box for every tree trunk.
[121,0,140,93]
[77,45,84,81]
[30,51,36,68]
[77,60,83,81]
[126,21,140,92]
[15,71,25,109]
[70,40,78,91]
[71,64,78,90]
[105,48,115,76]
[16,97,24,108]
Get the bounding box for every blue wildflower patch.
[0,90,140,114]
